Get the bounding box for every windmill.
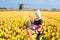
[19,0,24,10]
[19,0,30,10]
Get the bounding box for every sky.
[0,0,60,9]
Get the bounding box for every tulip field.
[0,10,60,40]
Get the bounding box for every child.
[29,9,42,40]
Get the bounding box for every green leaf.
[24,20,30,28]
[23,36,28,40]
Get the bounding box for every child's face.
[35,15,40,18]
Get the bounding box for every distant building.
[19,4,24,10]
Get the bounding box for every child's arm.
[29,16,34,25]
[30,20,34,24]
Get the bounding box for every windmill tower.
[19,0,24,10]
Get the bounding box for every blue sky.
[0,0,60,9]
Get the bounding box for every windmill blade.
[23,4,31,9]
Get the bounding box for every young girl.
[29,9,42,40]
